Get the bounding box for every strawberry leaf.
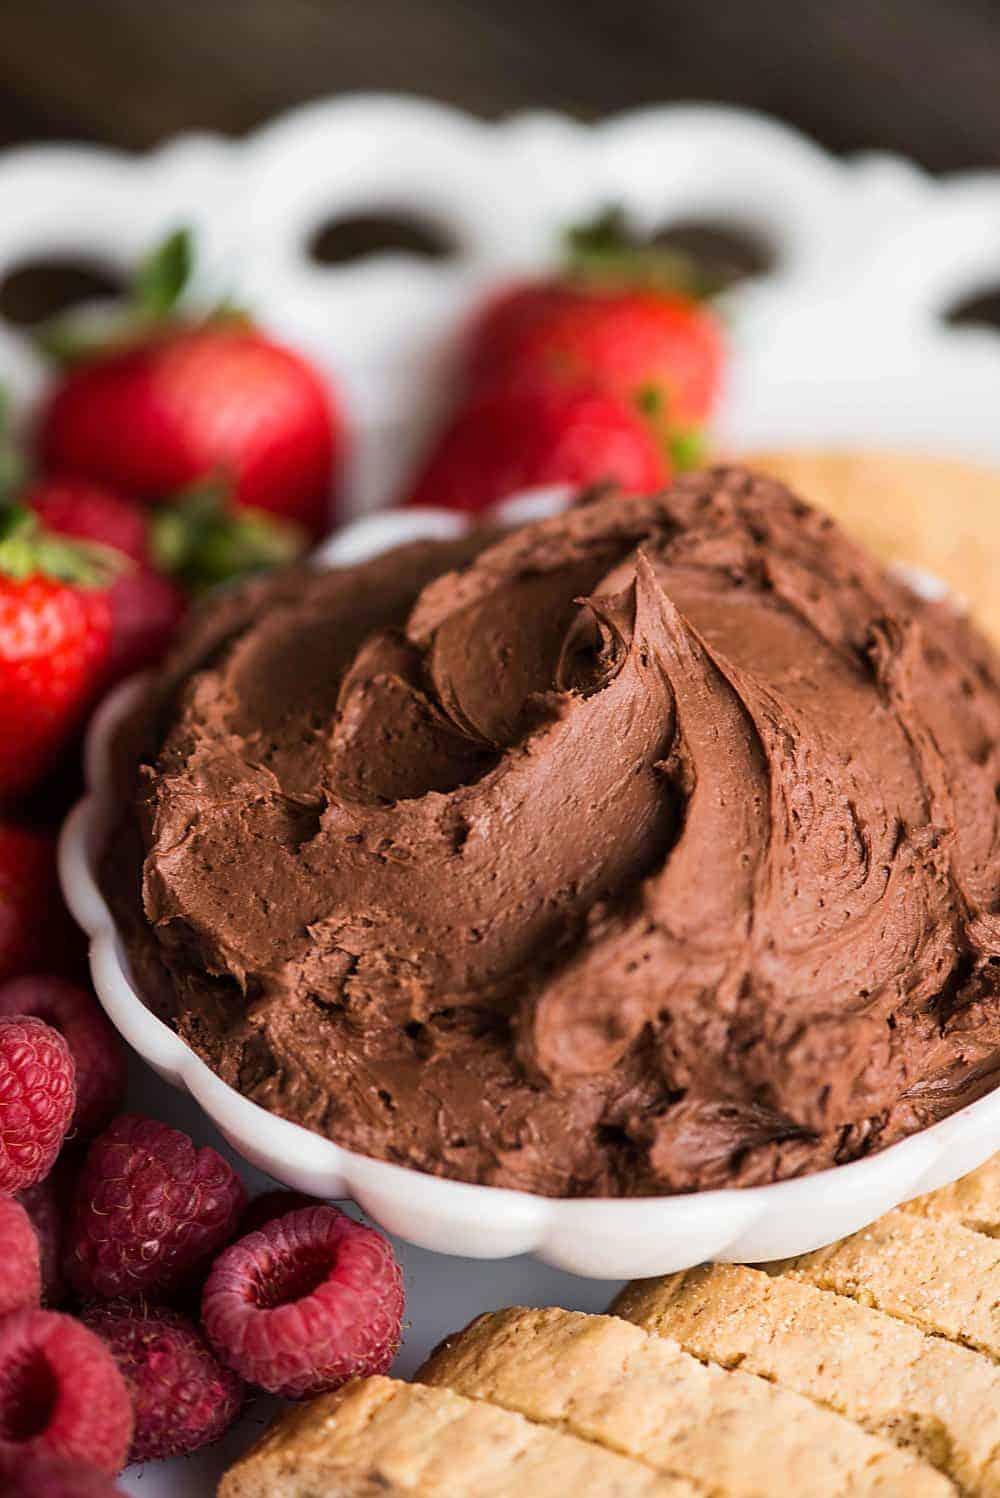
[32,318,112,366]
[632,385,707,473]
[565,206,720,300]
[132,227,194,320]
[565,206,632,261]
[34,227,252,366]
[34,227,203,365]
[151,483,305,592]
[668,427,708,471]
[0,503,123,588]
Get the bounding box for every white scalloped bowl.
[59,490,1000,1280]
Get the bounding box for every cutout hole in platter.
[649,218,777,289]
[946,284,1000,333]
[0,256,126,326]
[307,209,460,267]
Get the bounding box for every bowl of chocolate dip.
[60,467,1000,1276]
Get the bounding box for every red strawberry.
[25,473,305,680]
[24,477,187,681]
[25,478,148,563]
[0,823,82,983]
[464,209,724,457]
[0,506,113,797]
[403,382,669,514]
[99,562,187,681]
[35,230,345,538]
[467,285,722,435]
[464,280,580,386]
[39,325,343,537]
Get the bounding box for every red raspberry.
[83,1302,244,1462]
[239,1187,316,1237]
[0,1195,41,1315]
[17,1172,68,1306]
[0,978,125,1138]
[0,1448,126,1497]
[66,1114,246,1299]
[202,1204,404,1398]
[0,1309,132,1475]
[0,1017,75,1193]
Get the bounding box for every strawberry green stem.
[34,225,248,366]
[633,385,707,473]
[131,227,194,320]
[667,427,708,471]
[0,504,122,587]
[564,206,719,300]
[151,484,305,592]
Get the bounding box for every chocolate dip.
[103,469,1000,1195]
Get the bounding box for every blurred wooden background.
[1,0,999,170]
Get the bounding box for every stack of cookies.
[221,1153,1000,1496]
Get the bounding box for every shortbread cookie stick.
[419,1306,951,1497]
[771,1209,1000,1359]
[219,1375,695,1498]
[904,1154,1000,1236]
[613,1265,1000,1495]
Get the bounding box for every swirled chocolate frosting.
[103,469,1000,1195]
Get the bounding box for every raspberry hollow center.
[251,1247,335,1309]
[0,1348,58,1441]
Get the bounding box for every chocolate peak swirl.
[104,469,1000,1195]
